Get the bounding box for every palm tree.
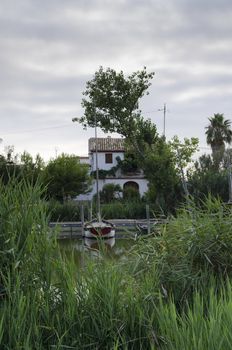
[205,113,232,169]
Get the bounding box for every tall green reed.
[129,196,232,305]
[2,182,232,349]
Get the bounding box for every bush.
[99,183,122,203]
[123,186,141,201]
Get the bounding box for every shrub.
[99,183,122,203]
[123,186,141,201]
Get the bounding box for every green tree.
[73,67,192,211]
[187,153,228,202]
[0,147,22,183]
[169,136,199,196]
[142,139,181,211]
[20,151,45,183]
[205,113,232,169]
[73,66,155,157]
[116,153,139,174]
[43,154,91,202]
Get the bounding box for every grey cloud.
[1,0,232,160]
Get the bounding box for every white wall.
[79,157,90,165]
[91,152,124,171]
[75,150,149,201]
[75,178,149,201]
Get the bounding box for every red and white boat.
[84,219,115,239]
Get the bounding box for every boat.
[84,115,115,239]
[84,219,115,238]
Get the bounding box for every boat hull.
[84,221,115,238]
[84,237,115,249]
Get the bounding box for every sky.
[1,0,232,162]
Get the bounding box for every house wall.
[98,178,149,197]
[75,178,149,201]
[79,157,90,165]
[90,152,124,171]
[75,147,148,201]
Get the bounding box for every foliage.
[73,66,159,165]
[116,153,139,174]
[73,66,154,138]
[47,199,87,222]
[91,167,117,179]
[188,153,229,202]
[186,113,232,202]
[169,136,199,172]
[168,136,199,196]
[0,177,51,279]
[2,182,232,348]
[0,154,20,183]
[123,186,141,201]
[141,138,182,212]
[43,153,91,202]
[19,151,45,183]
[49,199,148,221]
[132,196,232,303]
[73,67,186,210]
[100,200,148,219]
[205,113,232,169]
[91,153,140,179]
[0,150,44,185]
[99,183,122,203]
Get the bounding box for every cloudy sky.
[1,0,232,161]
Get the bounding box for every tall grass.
[48,199,150,222]
[129,196,232,304]
[2,180,232,349]
[100,201,147,219]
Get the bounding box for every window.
[105,153,113,164]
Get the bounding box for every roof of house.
[88,137,125,152]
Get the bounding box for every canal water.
[58,236,136,266]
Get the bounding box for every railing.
[49,218,167,239]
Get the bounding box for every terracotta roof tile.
[89,137,125,152]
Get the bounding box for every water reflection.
[59,236,134,265]
[84,237,115,250]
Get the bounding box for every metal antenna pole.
[94,114,101,222]
[163,103,166,138]
[158,103,167,138]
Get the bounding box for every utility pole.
[158,103,167,138]
[227,152,232,204]
[176,149,190,198]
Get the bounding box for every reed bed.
[1,179,232,349]
[48,200,149,222]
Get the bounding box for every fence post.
[146,204,151,235]
[88,200,93,221]
[81,205,85,237]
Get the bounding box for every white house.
[76,137,148,200]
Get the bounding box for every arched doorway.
[123,181,140,200]
[123,181,139,191]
